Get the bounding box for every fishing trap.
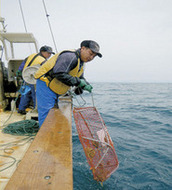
[73,106,119,182]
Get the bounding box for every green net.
[2,120,39,136]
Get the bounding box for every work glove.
[74,87,83,95]
[16,70,22,77]
[78,79,87,88]
[84,84,93,93]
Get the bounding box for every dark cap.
[40,45,55,54]
[80,40,102,58]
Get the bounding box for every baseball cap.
[40,45,55,54]
[80,40,102,58]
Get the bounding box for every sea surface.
[72,83,172,190]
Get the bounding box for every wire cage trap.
[73,106,119,182]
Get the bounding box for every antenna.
[42,0,58,53]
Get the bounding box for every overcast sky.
[1,0,172,83]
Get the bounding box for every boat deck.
[0,97,73,190]
[0,112,32,190]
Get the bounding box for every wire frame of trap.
[73,107,119,182]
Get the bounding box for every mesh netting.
[2,120,39,136]
[73,107,119,182]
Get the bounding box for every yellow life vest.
[34,50,84,95]
[23,53,45,70]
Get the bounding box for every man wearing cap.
[16,45,55,114]
[34,40,102,127]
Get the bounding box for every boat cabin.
[0,17,38,110]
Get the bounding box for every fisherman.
[34,40,102,127]
[16,45,55,114]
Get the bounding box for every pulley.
[22,64,40,84]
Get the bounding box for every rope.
[18,0,32,53]
[0,45,4,61]
[2,120,39,136]
[42,0,58,53]
[67,90,86,107]
[91,92,95,107]
[0,136,33,148]
[0,137,34,172]
[71,91,95,108]
[0,136,34,172]
[18,0,28,33]
[0,155,17,172]
[73,94,87,107]
[1,92,20,129]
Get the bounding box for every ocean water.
[72,83,172,190]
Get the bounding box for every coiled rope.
[2,119,39,136]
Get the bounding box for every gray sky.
[1,0,172,82]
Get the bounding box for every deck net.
[73,107,119,182]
